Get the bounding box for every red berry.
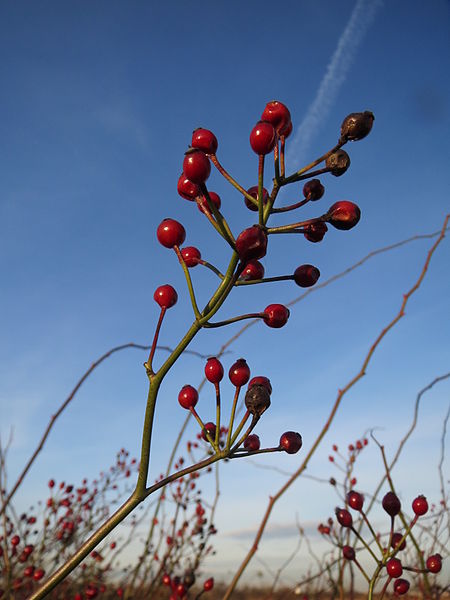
[249,121,276,155]
[391,533,406,551]
[176,583,187,597]
[201,422,216,441]
[204,357,224,384]
[244,434,261,451]
[33,569,45,581]
[347,490,364,512]
[153,284,178,309]
[326,201,361,230]
[48,479,55,488]
[24,566,34,577]
[279,431,302,454]
[11,535,20,546]
[280,119,293,138]
[181,246,201,267]
[178,385,198,410]
[335,508,353,528]
[263,304,290,328]
[248,376,272,394]
[342,545,355,561]
[304,221,328,243]
[198,190,221,214]
[382,492,401,517]
[183,149,211,184]
[293,264,320,287]
[203,577,214,591]
[387,558,403,578]
[235,226,268,261]
[426,553,442,573]
[229,358,250,387]
[412,495,428,516]
[244,186,269,211]
[393,579,410,595]
[261,101,291,134]
[157,219,186,248]
[303,179,324,201]
[177,173,200,201]
[191,128,218,154]
[241,259,265,281]
[24,544,34,555]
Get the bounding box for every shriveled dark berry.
[382,492,401,517]
[303,179,324,201]
[326,149,351,176]
[304,221,328,243]
[343,545,355,560]
[245,384,271,417]
[340,111,374,142]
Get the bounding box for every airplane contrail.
[290,0,383,162]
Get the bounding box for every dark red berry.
[241,259,265,281]
[244,186,269,212]
[261,101,291,134]
[11,535,20,546]
[342,545,355,560]
[347,490,364,512]
[177,173,200,201]
[248,376,272,394]
[391,533,406,551]
[382,492,401,517]
[235,226,268,261]
[245,385,271,417]
[181,246,201,267]
[33,569,45,581]
[154,284,178,309]
[204,357,224,384]
[412,495,428,516]
[387,558,403,578]
[157,219,186,248]
[263,304,290,328]
[335,508,353,528]
[326,149,351,176]
[191,128,218,154]
[203,577,214,591]
[393,579,410,595]
[250,121,276,155]
[303,179,325,201]
[304,221,328,243]
[229,358,250,387]
[426,553,442,573]
[198,191,221,214]
[293,264,320,288]
[340,111,374,142]
[24,566,34,577]
[279,431,302,454]
[176,583,187,597]
[279,119,293,138]
[183,149,211,184]
[244,434,261,451]
[178,385,199,410]
[48,479,55,488]
[201,422,216,441]
[326,201,361,230]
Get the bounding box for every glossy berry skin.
[393,579,410,595]
[181,246,201,268]
[326,201,361,230]
[304,221,328,243]
[303,179,325,201]
[203,577,214,591]
[178,385,199,410]
[293,264,320,288]
[244,186,269,211]
[235,226,268,261]
[244,434,261,451]
[342,545,355,561]
[347,490,364,511]
[48,479,55,488]
[153,284,178,309]
[191,128,218,154]
[340,111,375,142]
[426,553,442,573]
[280,119,293,138]
[204,357,224,384]
[11,535,20,546]
[176,583,187,597]
[241,259,265,281]
[263,304,290,328]
[382,492,401,516]
[279,431,302,454]
[261,101,291,134]
[24,566,35,577]
[250,120,276,155]
[201,422,216,441]
[229,358,250,387]
[387,558,403,578]
[162,572,171,585]
[335,508,353,528]
[391,532,406,551]
[412,495,428,516]
[177,173,200,201]
[33,569,45,581]
[248,376,272,394]
[198,191,221,214]
[183,149,211,184]
[157,219,186,248]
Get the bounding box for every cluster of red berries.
[162,572,214,600]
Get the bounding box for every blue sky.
[1,0,449,587]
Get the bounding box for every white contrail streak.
[290,0,383,162]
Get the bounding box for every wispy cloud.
[290,0,383,162]
[224,521,320,540]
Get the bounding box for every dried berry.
[326,149,351,176]
[340,111,374,142]
[245,384,271,417]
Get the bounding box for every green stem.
[210,154,255,203]
[258,154,265,227]
[226,387,242,449]
[266,216,325,235]
[282,141,344,185]
[203,312,262,328]
[235,275,293,286]
[174,246,201,320]
[200,184,236,248]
